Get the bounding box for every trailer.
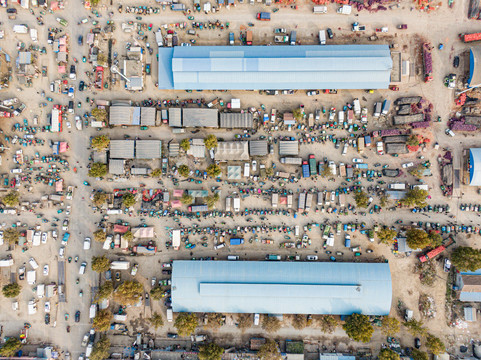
[381,100,391,115]
[298,193,306,212]
[281,157,302,165]
[353,99,361,116]
[460,32,481,43]
[317,192,323,206]
[246,31,252,45]
[373,102,382,117]
[309,155,316,176]
[110,261,130,270]
[302,161,310,178]
[172,229,181,250]
[287,194,293,209]
[423,43,433,82]
[305,193,313,212]
[272,193,278,208]
[357,137,365,153]
[419,239,455,262]
[230,238,244,245]
[233,197,240,212]
[290,31,296,45]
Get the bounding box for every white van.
[167,308,173,322]
[319,30,326,45]
[29,257,39,270]
[79,261,87,275]
[83,237,91,250]
[227,255,239,261]
[254,313,260,325]
[214,243,226,250]
[243,162,250,177]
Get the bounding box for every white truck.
[27,270,36,285]
[233,197,240,212]
[110,261,130,270]
[155,30,163,47]
[353,99,361,116]
[337,5,351,14]
[167,308,173,322]
[319,30,326,45]
[30,28,38,42]
[172,229,181,250]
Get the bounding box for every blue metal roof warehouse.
[157,45,393,90]
[171,261,392,315]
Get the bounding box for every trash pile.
[419,293,436,318]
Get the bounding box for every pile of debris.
[419,293,436,318]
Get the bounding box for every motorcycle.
[76,278,79,285]
[79,290,83,297]
[66,326,70,333]
[65,313,69,320]
[74,256,79,262]
[68,257,72,263]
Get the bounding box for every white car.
[402,162,414,169]
[0,230,3,245]
[29,257,39,270]
[352,158,363,163]
[214,243,226,250]
[43,265,49,276]
[62,219,69,231]
[66,121,72,129]
[79,261,87,275]
[44,301,51,313]
[51,230,58,239]
[130,264,139,276]
[252,160,257,172]
[59,246,65,258]
[445,128,455,137]
[254,313,260,326]
[83,237,91,250]
[41,232,48,244]
[306,255,318,261]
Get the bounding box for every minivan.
[79,261,87,275]
[227,255,239,261]
[214,243,226,250]
[29,257,39,269]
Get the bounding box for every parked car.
[306,255,318,261]
[78,35,83,45]
[167,333,178,339]
[162,269,172,275]
[326,28,333,39]
[79,81,85,91]
[43,265,49,276]
[453,56,460,68]
[414,338,421,349]
[75,311,81,323]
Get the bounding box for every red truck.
[460,32,481,43]
[256,12,271,20]
[418,238,454,262]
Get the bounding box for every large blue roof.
[157,45,393,90]
[469,148,481,186]
[171,261,392,315]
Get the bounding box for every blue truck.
[230,238,244,245]
[256,12,271,20]
[302,161,310,178]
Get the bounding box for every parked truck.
[302,161,310,178]
[290,31,296,45]
[298,192,306,212]
[381,100,391,115]
[319,30,326,45]
[256,12,271,20]
[423,42,433,82]
[110,261,130,270]
[274,35,289,43]
[281,157,303,165]
[305,193,313,212]
[229,32,234,45]
[357,137,365,154]
[309,155,317,176]
[460,32,481,43]
[246,31,252,45]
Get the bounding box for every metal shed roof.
[182,108,218,127]
[141,107,156,126]
[469,47,481,87]
[385,143,408,154]
[469,148,481,186]
[227,166,241,179]
[219,112,253,128]
[279,141,299,156]
[158,45,393,90]
[136,140,162,159]
[109,159,125,175]
[249,140,268,156]
[172,261,392,315]
[215,141,249,161]
[109,140,135,159]
[109,106,135,126]
[169,108,182,127]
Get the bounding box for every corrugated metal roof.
[319,354,355,360]
[141,107,156,126]
[131,167,149,175]
[215,141,249,161]
[279,141,299,156]
[182,108,218,127]
[169,108,182,127]
[385,143,408,154]
[109,140,135,159]
[464,306,477,321]
[136,140,162,159]
[187,144,205,158]
[249,140,268,156]
[169,142,180,157]
[470,149,481,186]
[219,112,253,128]
[109,159,125,175]
[227,166,241,179]
[172,261,392,315]
[109,106,134,125]
[158,45,392,90]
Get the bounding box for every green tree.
[151,169,162,178]
[89,163,107,178]
[204,135,218,150]
[181,194,193,205]
[378,348,400,360]
[2,192,19,207]
[257,339,282,360]
[91,135,110,150]
[4,228,19,245]
[381,316,400,336]
[380,195,390,207]
[92,108,108,123]
[199,343,224,360]
[95,281,114,302]
[93,230,106,243]
[406,228,431,250]
[178,165,190,177]
[122,193,136,207]
[114,280,143,305]
[407,134,419,147]
[206,194,220,209]
[404,319,427,337]
[428,231,443,247]
[2,283,21,298]
[318,315,339,334]
[409,164,425,179]
[262,315,281,333]
[206,164,221,178]
[291,314,307,330]
[93,193,107,207]
[354,191,369,208]
[149,312,164,329]
[180,139,191,151]
[205,313,224,331]
[91,256,110,273]
[342,313,374,343]
[292,108,303,121]
[150,286,163,300]
[174,313,198,337]
[411,349,428,360]
[401,188,428,208]
[0,337,22,357]
[237,314,251,333]
[90,337,110,360]
[451,246,481,272]
[377,227,397,245]
[122,231,133,243]
[426,334,445,355]
[93,310,112,332]
[265,167,274,177]
[320,164,332,178]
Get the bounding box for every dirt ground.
[1,0,481,356]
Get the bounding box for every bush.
[91,108,107,123]
[178,165,190,177]
[291,314,307,330]
[91,256,110,273]
[122,193,136,207]
[122,231,133,243]
[205,313,224,331]
[378,348,400,360]
[2,283,21,298]
[150,286,163,300]
[0,337,22,357]
[93,230,106,242]
[318,315,339,334]
[151,169,162,178]
[206,164,221,178]
[199,343,224,360]
[320,164,332,178]
[90,337,110,360]
[411,349,428,360]
[377,227,397,245]
[262,315,281,333]
[89,163,107,178]
[401,188,428,208]
[174,313,198,337]
[91,135,110,150]
[2,191,19,207]
[206,194,219,209]
[114,280,143,305]
[181,194,193,205]
[204,135,218,150]
[257,339,282,360]
[406,228,431,250]
[426,334,445,355]
[149,312,164,329]
[93,310,113,332]
[404,319,427,337]
[4,228,19,245]
[381,316,400,336]
[342,313,374,342]
[237,314,251,333]
[180,139,191,151]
